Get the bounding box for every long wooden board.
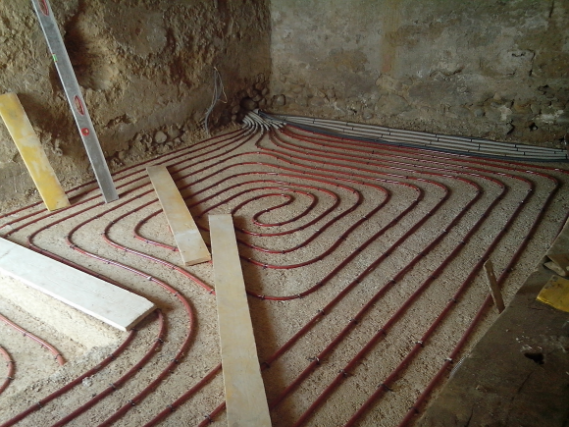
[0,237,155,331]
[209,214,272,427]
[0,93,70,211]
[147,165,210,265]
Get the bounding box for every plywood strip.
[0,237,155,331]
[147,165,210,265]
[209,214,272,427]
[0,93,70,211]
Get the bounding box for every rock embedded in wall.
[228,74,272,122]
[154,131,168,145]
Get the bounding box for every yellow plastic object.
[0,93,69,211]
[537,275,569,313]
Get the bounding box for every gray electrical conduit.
[257,111,569,162]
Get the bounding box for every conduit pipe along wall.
[266,113,569,162]
[0,115,568,427]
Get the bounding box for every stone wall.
[268,0,569,146]
[0,0,270,208]
[3,0,569,210]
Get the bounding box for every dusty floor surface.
[417,220,569,427]
[0,119,569,427]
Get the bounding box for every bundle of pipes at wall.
[253,111,569,162]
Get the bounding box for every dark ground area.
[418,220,569,427]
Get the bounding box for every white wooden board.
[209,214,272,427]
[147,165,211,266]
[0,238,155,331]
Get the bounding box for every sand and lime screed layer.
[0,123,568,427]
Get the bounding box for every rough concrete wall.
[269,0,569,147]
[0,0,270,208]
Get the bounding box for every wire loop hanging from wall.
[204,66,227,137]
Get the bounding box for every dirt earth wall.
[0,0,270,208]
[268,0,569,147]
[2,0,569,210]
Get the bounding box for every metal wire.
[204,66,227,137]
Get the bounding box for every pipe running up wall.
[0,114,568,426]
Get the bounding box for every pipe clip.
[309,356,321,365]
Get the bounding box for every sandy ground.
[0,122,568,427]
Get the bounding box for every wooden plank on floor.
[0,93,70,211]
[209,214,272,427]
[147,165,210,266]
[0,237,155,331]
